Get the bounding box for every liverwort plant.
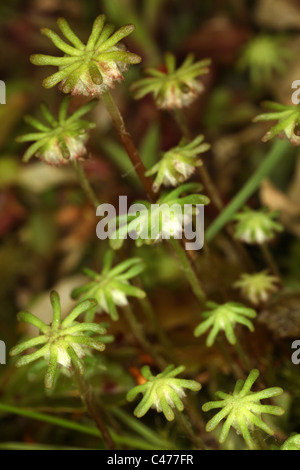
[232,207,284,244]
[233,207,283,280]
[202,369,284,449]
[108,183,210,250]
[29,14,155,198]
[234,271,279,305]
[145,135,210,192]
[281,434,300,450]
[10,291,107,389]
[131,52,211,109]
[194,301,257,347]
[16,97,96,165]
[254,101,300,145]
[238,35,293,86]
[71,251,146,322]
[10,291,117,450]
[127,365,201,421]
[30,15,141,97]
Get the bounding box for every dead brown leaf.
[255,0,300,30]
[260,178,300,237]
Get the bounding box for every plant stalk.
[123,304,168,369]
[0,403,163,450]
[234,336,253,372]
[133,278,176,356]
[73,368,116,450]
[102,91,155,200]
[253,429,269,450]
[169,238,207,304]
[175,410,206,450]
[260,243,283,283]
[71,160,100,209]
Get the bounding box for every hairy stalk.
[101,91,156,200]
[260,243,283,283]
[169,238,207,304]
[71,160,100,209]
[183,397,213,446]
[253,429,269,450]
[118,248,176,359]
[206,140,290,242]
[172,108,193,141]
[73,368,116,450]
[217,337,245,380]
[138,294,177,363]
[175,410,206,450]
[202,244,229,300]
[133,279,176,359]
[234,336,254,372]
[122,304,168,369]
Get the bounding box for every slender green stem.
[169,238,207,304]
[0,443,88,450]
[198,165,224,211]
[101,91,155,200]
[133,277,176,358]
[139,296,177,362]
[260,243,283,283]
[123,304,168,369]
[172,109,193,141]
[175,410,206,450]
[73,368,116,450]
[182,397,211,446]
[202,243,229,300]
[234,337,253,372]
[0,403,164,450]
[71,160,100,209]
[206,140,290,242]
[0,402,101,437]
[217,337,245,380]
[253,429,269,450]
